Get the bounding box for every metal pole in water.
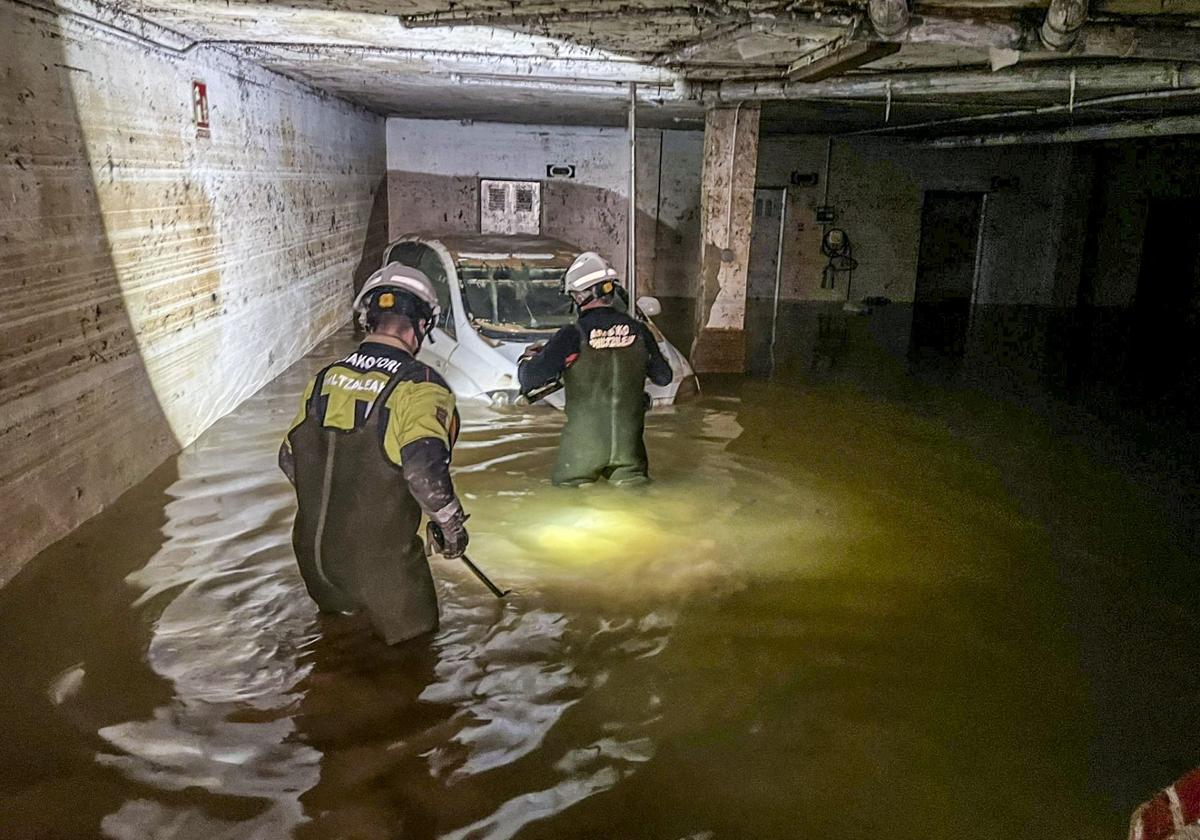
[770,188,788,377]
[425,522,512,598]
[628,81,638,303]
[460,554,512,599]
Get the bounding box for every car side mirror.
[637,295,662,318]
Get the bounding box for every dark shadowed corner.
[352,174,392,297]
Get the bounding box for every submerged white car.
[381,233,699,408]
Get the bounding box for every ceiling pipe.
[917,112,1200,147]
[868,0,911,37]
[878,15,1029,49]
[237,42,679,85]
[448,74,676,99]
[708,63,1200,103]
[845,85,1200,137]
[1041,0,1090,49]
[865,15,1198,60]
[399,6,724,28]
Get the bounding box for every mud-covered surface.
[1,2,387,582]
[1,327,1198,840]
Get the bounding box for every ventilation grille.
[480,179,541,235]
[515,186,535,212]
[488,185,507,212]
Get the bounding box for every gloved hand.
[426,501,469,559]
[426,520,470,559]
[519,342,545,364]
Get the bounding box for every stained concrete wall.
[693,105,761,373]
[756,136,1077,305]
[653,130,704,300]
[385,118,703,297]
[0,0,387,583]
[748,133,1200,411]
[743,134,1100,397]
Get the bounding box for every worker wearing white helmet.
[279,262,467,644]
[519,251,672,486]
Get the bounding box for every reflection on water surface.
[1,327,1197,840]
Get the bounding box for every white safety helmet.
[565,251,620,299]
[354,263,441,325]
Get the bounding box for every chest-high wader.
[288,366,438,644]
[553,322,651,486]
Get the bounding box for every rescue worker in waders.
[518,251,672,486]
[279,264,468,645]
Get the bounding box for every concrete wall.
[756,136,1077,305]
[386,118,703,297]
[743,134,1101,398]
[0,0,388,583]
[1082,137,1200,307]
[653,130,705,299]
[748,133,1200,413]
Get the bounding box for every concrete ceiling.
[92,0,1200,135]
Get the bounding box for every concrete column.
[692,103,761,373]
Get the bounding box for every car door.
[415,246,459,376]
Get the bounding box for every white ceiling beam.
[230,42,681,85]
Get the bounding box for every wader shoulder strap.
[305,364,339,417]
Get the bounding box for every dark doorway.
[1131,198,1200,401]
[910,191,986,360]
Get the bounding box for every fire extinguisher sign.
[192,80,210,139]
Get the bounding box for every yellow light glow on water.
[534,504,668,563]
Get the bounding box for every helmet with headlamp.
[354,264,440,337]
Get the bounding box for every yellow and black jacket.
[283,341,460,472]
[280,340,461,643]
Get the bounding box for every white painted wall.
[385,117,704,294]
[388,118,636,193]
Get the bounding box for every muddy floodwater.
[2,328,1198,840]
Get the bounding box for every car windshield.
[458,263,574,334]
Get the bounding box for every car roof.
[395,233,580,268]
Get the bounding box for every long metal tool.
[460,555,512,599]
[426,522,512,598]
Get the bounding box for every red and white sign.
[192,80,210,138]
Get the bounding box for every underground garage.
[3,0,1200,837]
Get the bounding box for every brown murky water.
[2,328,1198,840]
